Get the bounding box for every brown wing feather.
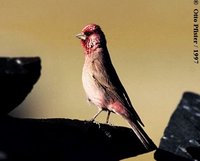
[91,52,144,126]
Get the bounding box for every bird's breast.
[82,62,105,107]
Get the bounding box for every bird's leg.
[106,111,111,123]
[90,109,103,122]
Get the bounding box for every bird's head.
[76,24,107,54]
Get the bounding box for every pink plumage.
[76,24,153,149]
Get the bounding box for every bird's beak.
[76,33,87,40]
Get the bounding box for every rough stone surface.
[155,92,200,161]
[0,117,156,161]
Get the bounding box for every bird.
[76,24,152,149]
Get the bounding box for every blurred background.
[0,0,199,160]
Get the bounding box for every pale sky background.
[0,1,199,161]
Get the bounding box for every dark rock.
[0,116,156,161]
[155,149,192,161]
[0,57,41,115]
[155,92,200,161]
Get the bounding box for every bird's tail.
[127,119,154,150]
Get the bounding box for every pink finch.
[76,24,152,149]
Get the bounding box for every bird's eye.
[84,32,91,36]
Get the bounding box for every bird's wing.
[91,56,144,126]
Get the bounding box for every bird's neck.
[84,46,112,66]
